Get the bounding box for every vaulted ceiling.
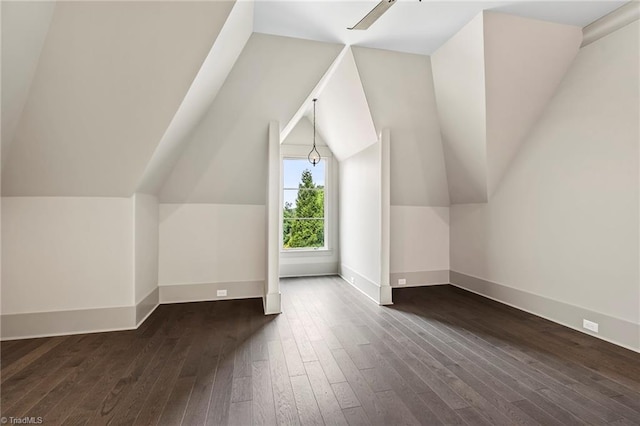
[2,1,236,197]
[1,0,627,205]
[254,0,624,55]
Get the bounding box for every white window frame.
[280,145,333,253]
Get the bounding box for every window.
[282,158,326,250]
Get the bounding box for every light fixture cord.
[313,99,317,149]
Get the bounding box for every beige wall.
[339,142,381,297]
[134,194,159,303]
[158,203,266,286]
[2,197,134,314]
[390,206,449,275]
[451,21,639,345]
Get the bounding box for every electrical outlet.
[583,319,599,333]
[217,289,227,297]
[398,278,407,285]
[350,277,355,284]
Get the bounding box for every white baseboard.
[159,280,264,304]
[390,270,449,288]
[279,261,339,278]
[339,264,392,305]
[450,271,640,353]
[1,306,136,341]
[136,287,159,326]
[1,281,267,340]
[264,292,282,315]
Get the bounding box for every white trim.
[390,270,450,288]
[582,2,640,47]
[281,248,333,256]
[339,273,380,305]
[135,287,159,326]
[267,121,282,314]
[1,306,136,341]
[450,271,639,353]
[340,263,393,306]
[159,280,264,304]
[264,292,282,315]
[380,129,391,291]
[280,146,333,252]
[280,261,339,278]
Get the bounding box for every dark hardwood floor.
[2,276,639,425]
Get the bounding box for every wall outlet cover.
[398,278,407,285]
[217,289,227,297]
[583,319,599,333]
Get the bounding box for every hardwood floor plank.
[251,316,271,362]
[290,374,324,426]
[331,382,361,409]
[310,339,346,384]
[179,317,227,425]
[231,376,252,403]
[455,406,494,426]
[289,317,318,363]
[60,330,172,425]
[252,359,277,425]
[5,334,105,418]
[1,336,67,383]
[157,374,196,425]
[36,333,136,424]
[267,340,300,426]
[3,280,639,426]
[228,400,253,426]
[304,360,348,425]
[512,398,568,426]
[342,406,371,426]
[1,335,85,410]
[129,332,194,425]
[375,389,421,426]
[205,318,240,426]
[331,348,386,424]
[281,338,306,377]
[233,316,253,378]
[107,336,182,425]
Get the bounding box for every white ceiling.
[254,0,627,55]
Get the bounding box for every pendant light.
[308,98,321,167]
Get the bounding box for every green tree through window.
[283,168,325,249]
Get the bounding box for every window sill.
[280,248,333,257]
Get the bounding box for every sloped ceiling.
[307,47,377,162]
[432,11,582,204]
[353,46,450,207]
[283,117,328,147]
[432,13,488,204]
[484,11,582,196]
[2,1,235,197]
[159,33,342,204]
[1,1,55,171]
[136,1,253,195]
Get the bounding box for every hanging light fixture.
[308,98,321,167]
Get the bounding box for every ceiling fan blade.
[348,0,397,30]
